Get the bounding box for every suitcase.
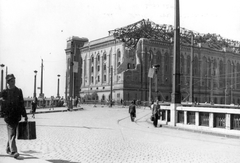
[17,121,36,140]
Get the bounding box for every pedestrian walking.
[74,96,78,107]
[49,97,54,110]
[42,97,46,108]
[152,100,160,127]
[0,74,28,159]
[31,97,38,118]
[129,100,136,122]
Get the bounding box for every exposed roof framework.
[108,19,240,54]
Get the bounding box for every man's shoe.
[12,152,19,158]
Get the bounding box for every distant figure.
[42,97,46,108]
[152,100,160,127]
[31,97,38,118]
[74,96,78,107]
[49,97,54,110]
[129,100,136,122]
[0,74,28,158]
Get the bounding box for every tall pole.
[171,0,181,103]
[40,59,43,97]
[5,66,8,89]
[57,74,60,98]
[149,54,152,103]
[189,34,194,103]
[210,59,213,104]
[33,70,37,98]
[110,66,113,107]
[0,64,5,91]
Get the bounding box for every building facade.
[66,22,240,105]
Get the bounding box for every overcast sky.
[0,0,240,98]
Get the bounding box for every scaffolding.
[108,19,240,53]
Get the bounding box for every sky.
[0,0,240,98]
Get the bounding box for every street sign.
[148,68,155,78]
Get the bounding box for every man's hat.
[6,74,15,82]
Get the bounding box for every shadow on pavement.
[0,154,11,157]
[21,150,41,154]
[0,154,38,160]
[47,159,79,163]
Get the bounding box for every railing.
[160,104,240,137]
[199,112,209,126]
[23,98,64,109]
[231,114,240,130]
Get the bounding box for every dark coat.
[31,101,37,112]
[129,104,136,114]
[152,103,160,115]
[0,87,27,124]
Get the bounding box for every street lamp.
[153,64,160,101]
[57,74,60,98]
[0,64,5,92]
[33,70,37,98]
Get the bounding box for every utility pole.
[0,64,5,91]
[33,70,37,98]
[57,74,60,98]
[149,53,152,103]
[210,59,214,104]
[5,66,8,89]
[171,0,181,103]
[40,59,44,98]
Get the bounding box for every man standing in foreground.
[0,74,28,158]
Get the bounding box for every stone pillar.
[226,113,231,130]
[100,56,103,85]
[195,112,199,126]
[82,59,85,87]
[88,58,91,85]
[209,113,214,128]
[184,111,187,125]
[169,103,177,126]
[94,57,97,85]
[107,53,110,84]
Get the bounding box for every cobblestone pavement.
[0,105,240,163]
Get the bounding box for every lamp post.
[33,70,37,98]
[171,0,181,103]
[0,64,5,92]
[57,74,60,98]
[153,64,160,101]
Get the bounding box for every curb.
[146,117,240,139]
[27,108,83,115]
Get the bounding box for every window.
[91,76,94,83]
[91,66,94,73]
[104,75,106,82]
[97,55,100,61]
[104,53,107,60]
[104,64,106,71]
[91,56,94,63]
[127,63,131,69]
[98,65,100,71]
[98,76,100,82]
